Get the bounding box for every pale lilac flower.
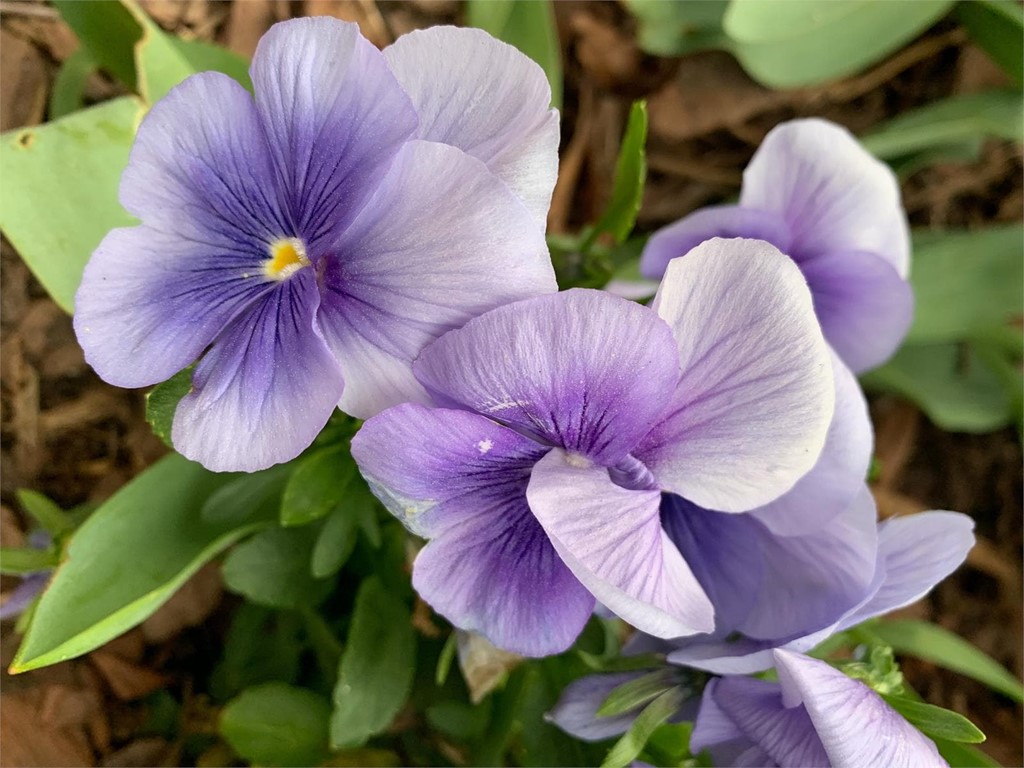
[640,119,914,373]
[691,649,945,767]
[74,20,559,472]
[353,238,834,656]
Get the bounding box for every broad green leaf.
[201,462,295,527]
[467,0,563,109]
[626,0,729,57]
[0,97,141,313]
[310,506,359,579]
[862,90,1023,161]
[907,226,1023,344]
[281,447,357,527]
[935,737,1001,767]
[222,525,331,609]
[220,682,331,767]
[16,489,73,538]
[597,669,679,717]
[588,101,649,248]
[955,0,1024,87]
[49,47,99,120]
[10,454,264,672]
[866,620,1024,702]
[880,694,985,743]
[861,342,1013,432]
[144,368,193,448]
[331,577,415,748]
[602,687,685,768]
[53,0,141,89]
[0,547,57,575]
[723,0,956,89]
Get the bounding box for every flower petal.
[639,205,792,280]
[317,139,556,418]
[414,288,680,465]
[119,72,286,247]
[413,503,594,658]
[839,511,975,629]
[527,450,715,638]
[74,226,274,388]
[171,271,343,471]
[250,17,418,249]
[774,649,945,768]
[546,672,652,742]
[351,403,548,538]
[384,26,559,228]
[801,249,914,373]
[750,350,872,535]
[741,118,911,277]
[638,238,834,512]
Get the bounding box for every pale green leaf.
[601,687,685,768]
[16,489,74,538]
[220,682,331,767]
[881,694,985,743]
[49,47,99,120]
[597,669,679,718]
[626,0,729,57]
[222,525,331,610]
[589,101,648,247]
[144,368,193,448]
[0,548,57,576]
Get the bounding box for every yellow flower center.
[264,238,309,280]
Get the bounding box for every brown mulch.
[0,1,1021,766]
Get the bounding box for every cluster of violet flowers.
[73,18,975,768]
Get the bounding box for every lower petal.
[171,271,343,471]
[527,450,715,638]
[802,249,914,373]
[413,508,594,657]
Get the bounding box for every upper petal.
[527,450,715,638]
[317,139,556,419]
[750,350,872,536]
[639,205,792,280]
[251,17,418,249]
[171,271,344,471]
[384,26,559,228]
[801,249,914,373]
[414,288,680,465]
[774,650,946,768]
[740,118,911,277]
[74,226,273,389]
[637,238,834,512]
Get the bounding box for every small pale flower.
[353,238,834,656]
[74,19,559,471]
[640,118,914,373]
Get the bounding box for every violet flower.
[352,238,834,656]
[692,649,946,767]
[74,20,559,471]
[640,119,914,373]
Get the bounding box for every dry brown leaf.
[89,651,168,701]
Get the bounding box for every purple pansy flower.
[691,649,946,767]
[74,20,559,471]
[640,118,914,373]
[352,238,835,656]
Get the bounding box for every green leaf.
[907,226,1023,344]
[201,462,295,527]
[862,90,1023,161]
[935,737,1001,767]
[467,0,562,109]
[955,0,1024,87]
[588,102,649,248]
[281,447,357,527]
[601,687,685,768]
[144,368,193,448]
[16,489,74,538]
[626,0,729,57]
[49,47,99,120]
[865,620,1024,703]
[880,694,985,743]
[597,669,679,717]
[222,525,332,609]
[53,0,141,89]
[209,605,304,701]
[220,682,331,767]
[861,342,1014,432]
[435,632,458,687]
[723,0,956,89]
[11,454,265,672]
[0,96,141,313]
[310,505,359,579]
[331,577,415,748]
[0,547,57,575]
